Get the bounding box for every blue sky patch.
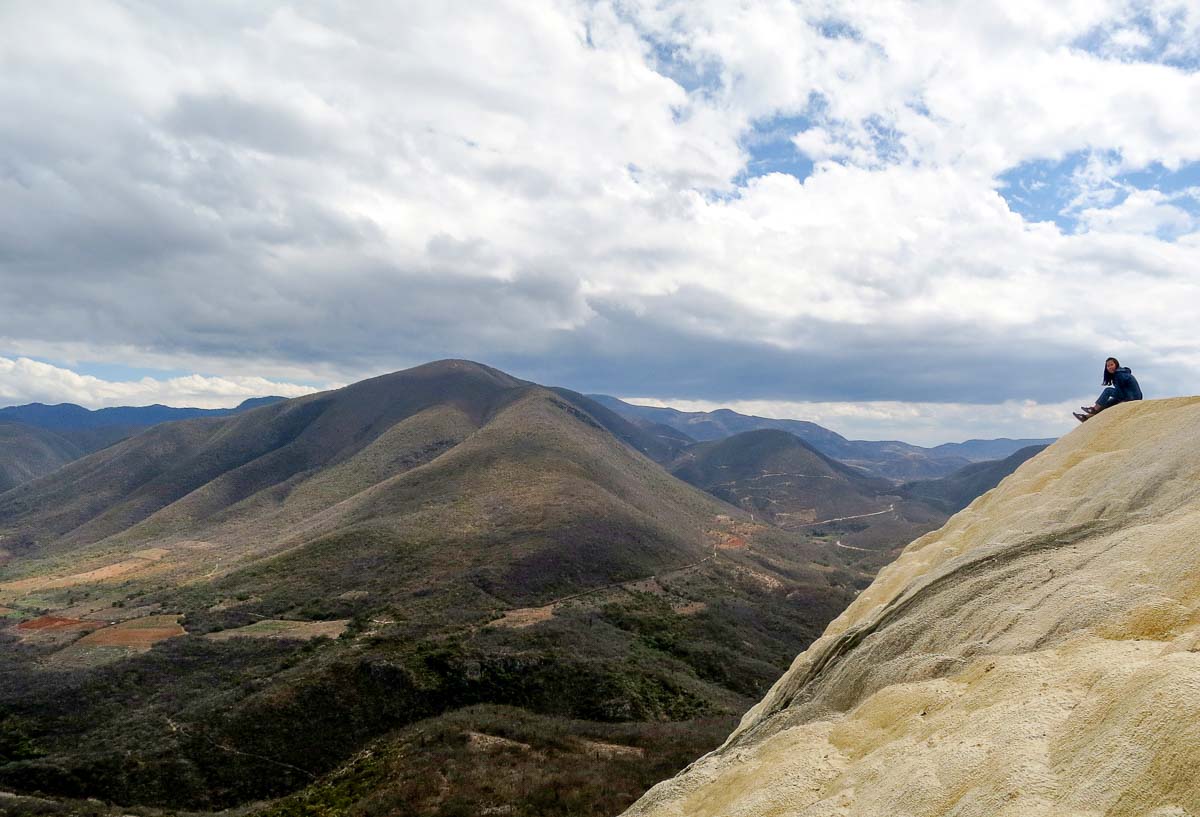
[1071,11,1200,70]
[999,151,1200,232]
[813,18,863,41]
[998,152,1098,229]
[646,38,722,96]
[1118,161,1200,213]
[53,358,194,383]
[739,113,816,182]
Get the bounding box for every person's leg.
[1094,387,1122,410]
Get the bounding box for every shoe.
[1073,412,1090,423]
[1081,406,1099,415]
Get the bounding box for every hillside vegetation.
[0,423,83,495]
[0,398,285,494]
[0,361,874,814]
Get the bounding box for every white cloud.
[1,1,1199,443]
[1078,189,1195,236]
[0,356,322,410]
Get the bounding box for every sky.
[2,1,1199,446]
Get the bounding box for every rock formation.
[623,397,1200,817]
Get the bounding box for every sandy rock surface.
[623,397,1200,817]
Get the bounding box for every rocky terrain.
[623,396,1200,817]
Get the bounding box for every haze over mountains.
[592,396,1054,481]
[0,397,284,431]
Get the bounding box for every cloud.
[1078,189,1195,236]
[0,356,320,410]
[1,1,1199,443]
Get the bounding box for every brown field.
[487,605,555,629]
[205,619,349,641]
[717,535,748,550]
[671,601,708,616]
[80,603,162,622]
[17,615,101,633]
[467,732,533,753]
[575,738,645,759]
[173,539,219,550]
[0,548,171,596]
[74,614,185,649]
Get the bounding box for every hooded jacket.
[1111,367,1143,401]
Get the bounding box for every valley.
[0,361,1037,816]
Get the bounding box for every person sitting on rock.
[1074,357,1142,422]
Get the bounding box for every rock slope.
[623,396,1200,817]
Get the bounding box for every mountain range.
[0,361,1047,815]
[0,361,870,812]
[0,397,283,493]
[589,395,1054,481]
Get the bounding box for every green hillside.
[0,422,83,495]
[669,429,948,575]
[0,361,867,814]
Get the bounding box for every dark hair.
[1103,357,1120,386]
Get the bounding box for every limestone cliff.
[624,397,1200,817]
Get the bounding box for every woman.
[1073,357,1142,422]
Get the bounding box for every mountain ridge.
[0,360,867,811]
[589,394,1055,481]
[0,395,286,430]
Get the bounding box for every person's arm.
[1113,369,1137,399]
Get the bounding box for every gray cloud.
[1,1,1199,442]
[165,92,329,157]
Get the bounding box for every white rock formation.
[624,397,1200,817]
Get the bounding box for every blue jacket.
[1111,367,1143,401]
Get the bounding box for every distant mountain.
[0,395,285,430]
[0,396,287,493]
[899,443,1050,514]
[0,360,863,812]
[588,396,848,449]
[670,429,895,524]
[669,429,948,569]
[590,395,1056,482]
[927,437,1057,461]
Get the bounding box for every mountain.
[668,430,950,577]
[670,429,895,519]
[899,443,1049,514]
[0,396,288,493]
[623,396,1200,816]
[0,422,84,494]
[0,396,285,431]
[927,436,1057,461]
[589,396,852,452]
[0,361,867,813]
[591,395,1056,482]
